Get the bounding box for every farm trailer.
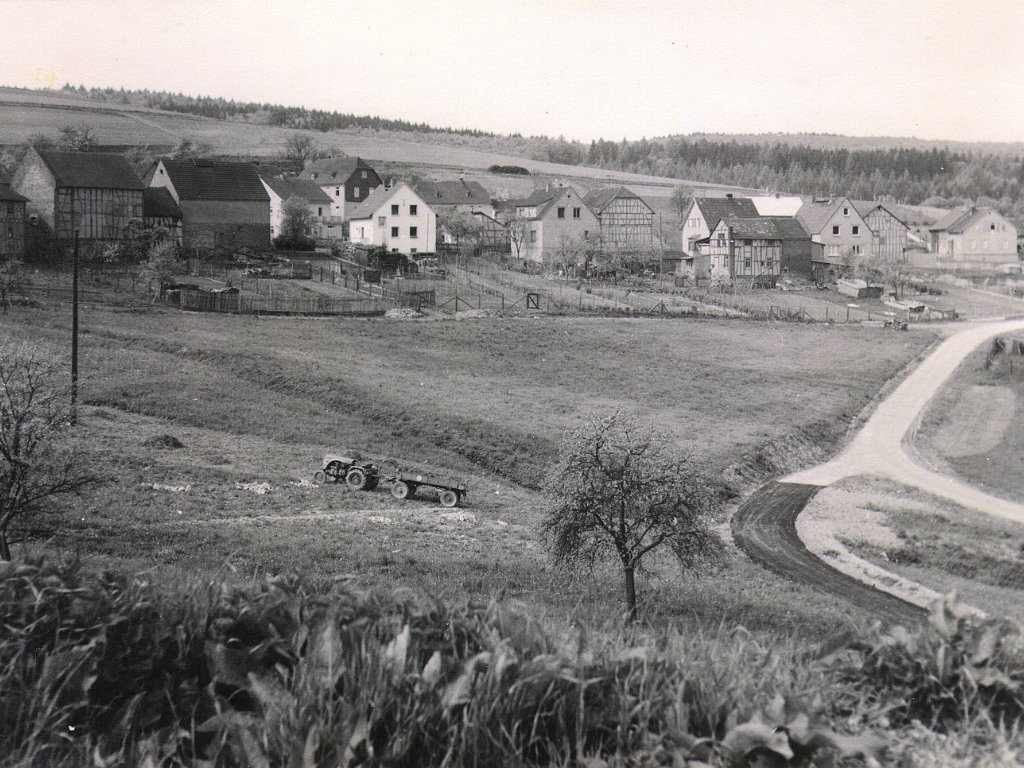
[314,454,467,508]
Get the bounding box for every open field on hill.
[1,303,935,639]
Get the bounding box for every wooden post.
[71,230,79,425]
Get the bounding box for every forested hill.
[49,84,1024,222]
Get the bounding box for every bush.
[488,164,530,175]
[272,233,315,251]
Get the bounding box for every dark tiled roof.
[0,184,29,203]
[853,200,908,229]
[765,216,810,240]
[412,179,491,206]
[582,186,646,214]
[928,206,997,234]
[347,184,403,220]
[261,176,333,204]
[37,149,144,190]
[694,196,758,231]
[510,188,559,208]
[300,156,375,184]
[158,159,269,202]
[143,187,182,219]
[795,196,855,234]
[721,217,784,239]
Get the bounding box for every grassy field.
[1,301,936,641]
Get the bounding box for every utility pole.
[71,229,79,425]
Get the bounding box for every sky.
[3,0,1023,144]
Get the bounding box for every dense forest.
[59,84,1024,223]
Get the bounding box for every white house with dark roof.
[347,183,436,255]
[259,176,337,241]
[680,195,759,256]
[507,185,598,264]
[796,196,872,281]
[928,206,1018,270]
[298,157,382,219]
[412,179,494,218]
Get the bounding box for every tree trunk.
[0,527,10,561]
[623,564,638,623]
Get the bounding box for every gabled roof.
[510,186,588,219]
[718,217,785,239]
[347,183,409,220]
[581,186,651,215]
[795,196,857,235]
[157,159,269,202]
[853,200,908,228]
[927,206,1002,234]
[300,156,377,184]
[37,149,144,190]
[692,196,759,230]
[261,176,333,205]
[766,216,810,241]
[413,179,491,206]
[142,187,182,219]
[0,184,29,203]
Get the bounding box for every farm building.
[413,179,494,218]
[582,186,655,252]
[145,159,271,251]
[259,176,338,242]
[298,157,382,220]
[0,184,29,260]
[705,218,783,286]
[142,187,183,243]
[12,148,144,242]
[928,206,1018,271]
[506,185,599,264]
[680,195,759,256]
[856,202,909,262]
[768,216,813,278]
[347,182,437,255]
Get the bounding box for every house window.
[766,255,773,268]
[391,226,399,238]
[378,216,386,227]
[530,230,537,243]
[573,207,581,218]
[743,239,752,246]
[991,223,996,230]
[410,204,418,215]
[557,207,565,219]
[832,225,840,235]
[411,248,417,254]
[353,188,360,198]
[335,188,340,196]
[361,171,367,179]
[410,226,418,238]
[391,204,400,215]
[827,245,841,257]
[359,227,365,238]
[851,245,862,255]
[843,207,849,216]
[317,207,322,216]
[744,256,752,269]
[852,225,859,236]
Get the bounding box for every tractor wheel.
[439,490,459,508]
[391,481,412,500]
[313,470,327,484]
[346,467,368,490]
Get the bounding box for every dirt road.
[732,482,928,625]
[735,319,1024,622]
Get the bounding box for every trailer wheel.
[346,467,368,490]
[391,481,413,500]
[439,490,459,508]
[313,470,327,484]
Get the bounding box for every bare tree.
[57,124,97,152]
[171,137,199,160]
[670,185,695,223]
[504,211,530,261]
[0,345,94,560]
[543,409,722,622]
[280,134,324,173]
[277,196,314,248]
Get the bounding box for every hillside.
[0,86,756,207]
[676,132,1024,156]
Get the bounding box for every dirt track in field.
[732,481,928,626]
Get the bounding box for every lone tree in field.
[0,345,93,560]
[543,410,722,621]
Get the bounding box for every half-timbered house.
[13,148,144,241]
[582,186,655,252]
[680,195,759,256]
[856,202,909,262]
[705,218,783,286]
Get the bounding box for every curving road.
[734,318,1024,624]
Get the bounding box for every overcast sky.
[4,0,1023,144]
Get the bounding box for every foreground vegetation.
[6,556,1024,768]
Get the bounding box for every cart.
[387,471,467,508]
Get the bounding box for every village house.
[855,202,909,262]
[0,184,29,260]
[928,206,1019,271]
[582,186,655,252]
[259,176,337,242]
[795,196,872,283]
[298,157,382,220]
[145,159,271,250]
[413,179,494,218]
[142,187,183,243]
[12,148,144,241]
[704,218,784,286]
[680,195,759,256]
[507,186,599,264]
[347,182,436,255]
